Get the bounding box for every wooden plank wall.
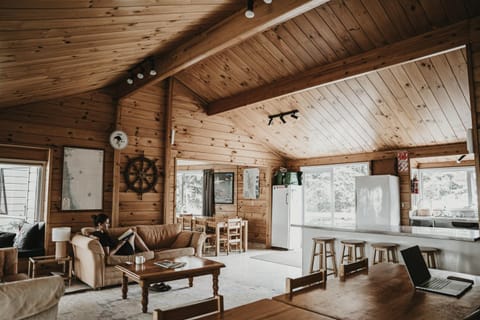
[287,143,468,226]
[170,80,284,244]
[0,90,116,254]
[117,84,167,226]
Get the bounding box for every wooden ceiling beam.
[116,0,330,99]
[207,19,471,116]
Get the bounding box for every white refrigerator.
[271,185,303,250]
[355,175,400,229]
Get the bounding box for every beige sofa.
[0,247,65,320]
[71,223,206,289]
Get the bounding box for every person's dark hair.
[92,213,109,227]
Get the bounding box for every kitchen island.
[298,224,480,275]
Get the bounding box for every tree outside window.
[302,163,368,227]
[176,171,203,215]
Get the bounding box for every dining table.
[197,298,334,320]
[273,263,480,320]
[206,219,248,256]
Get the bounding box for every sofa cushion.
[0,232,16,248]
[105,250,155,266]
[171,232,193,249]
[13,222,44,250]
[137,224,181,250]
[18,248,45,259]
[154,247,195,260]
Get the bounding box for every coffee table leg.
[121,274,128,299]
[189,276,193,287]
[141,281,149,313]
[212,270,220,295]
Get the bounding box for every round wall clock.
[110,130,128,150]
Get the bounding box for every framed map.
[61,147,104,211]
[214,172,234,204]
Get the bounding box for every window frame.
[414,166,477,210]
[176,170,204,216]
[0,159,47,223]
[301,162,369,226]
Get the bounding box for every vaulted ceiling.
[2,0,480,160]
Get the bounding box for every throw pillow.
[13,223,35,249]
[171,232,193,249]
[0,232,16,248]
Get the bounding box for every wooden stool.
[340,240,366,263]
[309,237,338,277]
[420,247,440,268]
[371,242,399,264]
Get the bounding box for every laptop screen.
[400,245,431,286]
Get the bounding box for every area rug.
[58,275,282,320]
[250,250,302,268]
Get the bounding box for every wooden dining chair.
[285,270,327,299]
[219,218,242,254]
[194,217,216,255]
[153,295,224,320]
[178,214,193,231]
[339,258,369,281]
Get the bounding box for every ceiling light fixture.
[136,69,144,79]
[245,0,255,19]
[149,58,157,76]
[264,0,272,3]
[126,72,134,85]
[267,109,299,126]
[456,154,466,164]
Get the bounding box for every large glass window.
[176,170,203,216]
[0,163,44,232]
[414,166,477,212]
[302,163,369,226]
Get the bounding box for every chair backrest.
[227,218,242,240]
[193,217,207,232]
[286,270,326,299]
[339,258,369,281]
[153,295,224,320]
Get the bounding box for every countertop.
[294,224,480,242]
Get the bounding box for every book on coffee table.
[154,260,186,269]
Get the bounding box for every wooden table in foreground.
[273,263,480,320]
[115,256,225,313]
[198,298,334,320]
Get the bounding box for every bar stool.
[309,237,338,277]
[420,247,440,268]
[340,240,366,263]
[371,242,399,264]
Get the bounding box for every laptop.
[400,245,472,297]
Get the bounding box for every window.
[176,170,203,216]
[414,166,477,212]
[0,162,44,231]
[302,163,369,226]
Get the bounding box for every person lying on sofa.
[91,214,134,256]
[90,213,171,292]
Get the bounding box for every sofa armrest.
[71,234,106,289]
[0,275,64,320]
[190,231,206,257]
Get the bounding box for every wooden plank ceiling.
[0,0,244,108]
[2,0,480,160]
[174,0,480,159]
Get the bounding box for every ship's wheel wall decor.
[123,155,159,198]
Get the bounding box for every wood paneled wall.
[0,90,116,254]
[169,80,283,244]
[117,84,167,226]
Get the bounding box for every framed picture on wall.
[61,146,104,211]
[214,172,234,204]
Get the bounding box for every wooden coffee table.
[115,256,225,313]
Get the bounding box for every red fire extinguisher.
[411,175,419,194]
